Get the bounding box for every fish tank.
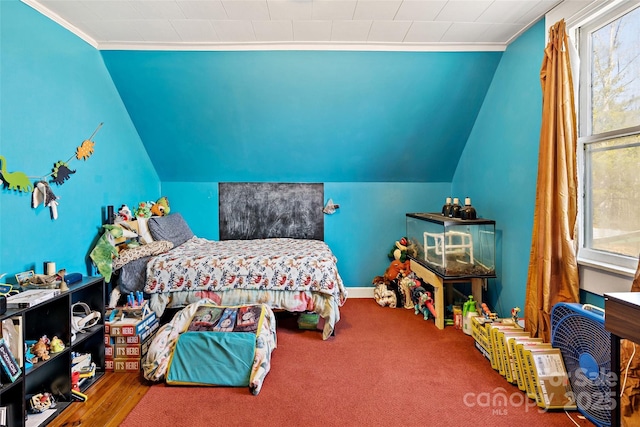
[406,213,496,279]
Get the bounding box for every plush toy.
[134,201,154,218]
[411,286,437,320]
[151,196,170,217]
[373,281,397,308]
[398,276,419,309]
[384,259,411,282]
[89,224,137,282]
[387,237,417,262]
[49,336,65,353]
[30,337,50,362]
[116,204,132,222]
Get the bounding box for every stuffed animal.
[387,237,418,262]
[398,276,419,309]
[116,204,132,222]
[151,196,170,216]
[30,337,50,362]
[373,281,397,308]
[134,201,154,218]
[384,259,411,282]
[89,224,137,282]
[49,336,65,353]
[411,286,437,320]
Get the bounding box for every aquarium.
[406,213,496,279]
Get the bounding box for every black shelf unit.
[0,276,105,427]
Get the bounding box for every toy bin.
[406,213,496,279]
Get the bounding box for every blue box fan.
[551,303,611,427]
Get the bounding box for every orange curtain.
[524,19,580,342]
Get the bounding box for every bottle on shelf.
[461,197,477,220]
[441,197,453,217]
[451,197,461,218]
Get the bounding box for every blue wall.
[452,19,546,313]
[101,50,502,184]
[0,0,160,280]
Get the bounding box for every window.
[573,1,640,272]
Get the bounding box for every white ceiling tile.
[177,1,227,20]
[353,1,402,20]
[404,21,451,43]
[331,19,372,41]
[435,1,493,22]
[517,0,563,24]
[313,1,357,20]
[81,1,144,20]
[292,20,332,41]
[171,19,219,42]
[253,20,294,41]
[480,23,524,43]
[39,1,101,21]
[211,20,256,41]
[440,22,493,42]
[223,1,270,20]
[133,20,181,42]
[476,1,540,24]
[395,1,447,21]
[368,20,411,42]
[84,19,143,42]
[130,2,186,20]
[269,1,313,20]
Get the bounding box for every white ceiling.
[22,0,569,51]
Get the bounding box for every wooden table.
[604,292,640,427]
[409,259,485,330]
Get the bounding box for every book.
[0,338,21,382]
[0,317,23,367]
[106,310,156,337]
[6,289,60,308]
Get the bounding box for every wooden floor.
[48,372,150,427]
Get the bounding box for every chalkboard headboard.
[219,183,324,240]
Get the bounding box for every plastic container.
[462,295,477,335]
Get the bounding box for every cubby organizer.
[0,277,105,427]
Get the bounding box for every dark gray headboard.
[218,183,324,240]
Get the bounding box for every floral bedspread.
[143,237,347,304]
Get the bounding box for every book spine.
[0,338,21,382]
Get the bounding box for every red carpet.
[121,299,595,427]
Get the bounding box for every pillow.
[148,213,194,248]
[112,240,174,271]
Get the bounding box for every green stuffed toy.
[134,201,153,218]
[388,237,409,262]
[89,224,135,282]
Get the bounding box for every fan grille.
[551,303,611,427]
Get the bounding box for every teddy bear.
[30,337,50,362]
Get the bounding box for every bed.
[107,185,347,340]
